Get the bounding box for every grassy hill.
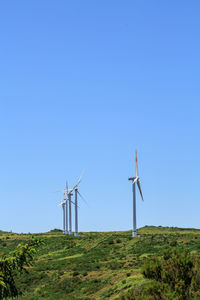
[1,226,200,299]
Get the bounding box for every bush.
[108,240,114,245]
[0,238,43,299]
[169,240,177,247]
[121,248,200,300]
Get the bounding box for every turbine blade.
[132,177,138,185]
[77,191,88,205]
[66,181,68,193]
[71,200,80,208]
[137,179,144,201]
[135,150,138,177]
[72,170,85,191]
[77,170,84,184]
[68,188,74,194]
[57,189,67,193]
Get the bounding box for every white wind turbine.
[58,190,66,234]
[64,181,69,234]
[58,181,75,235]
[73,186,87,237]
[69,172,86,237]
[128,150,144,237]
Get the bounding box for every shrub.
[121,248,200,299]
[0,238,43,299]
[169,240,177,247]
[108,240,114,245]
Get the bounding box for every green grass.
[1,226,200,299]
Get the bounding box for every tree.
[0,238,43,299]
[121,248,200,300]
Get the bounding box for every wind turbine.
[62,182,80,236]
[74,187,87,237]
[58,191,66,234]
[69,172,86,237]
[65,181,69,234]
[57,181,75,235]
[128,150,144,237]
[68,190,73,235]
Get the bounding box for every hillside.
[1,226,200,299]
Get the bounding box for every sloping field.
[1,226,200,299]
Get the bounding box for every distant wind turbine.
[74,187,87,237]
[58,191,66,234]
[65,181,69,234]
[69,172,86,237]
[57,181,75,235]
[128,150,144,237]
[68,190,73,235]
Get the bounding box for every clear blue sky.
[0,1,200,233]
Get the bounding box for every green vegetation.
[121,248,200,299]
[0,226,200,299]
[0,238,43,299]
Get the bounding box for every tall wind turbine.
[58,191,66,234]
[69,172,85,237]
[57,181,75,235]
[66,188,76,235]
[62,185,73,235]
[128,150,144,237]
[68,190,73,235]
[74,187,87,237]
[65,181,69,234]
[74,188,78,237]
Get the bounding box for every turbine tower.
[74,186,87,237]
[65,181,69,234]
[74,188,78,237]
[128,150,144,237]
[69,172,85,237]
[68,191,73,235]
[65,186,77,235]
[58,191,66,234]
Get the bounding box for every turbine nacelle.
[128,176,137,182]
